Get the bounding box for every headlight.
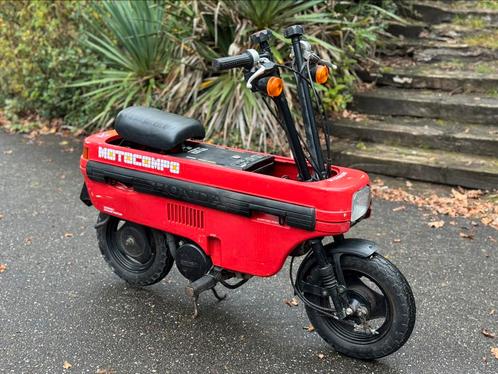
[351,186,371,222]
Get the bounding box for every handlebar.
[212,49,259,72]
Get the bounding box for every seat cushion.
[115,106,205,151]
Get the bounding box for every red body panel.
[81,130,370,277]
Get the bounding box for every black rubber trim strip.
[86,161,316,231]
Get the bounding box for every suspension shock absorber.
[310,239,347,319]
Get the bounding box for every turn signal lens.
[266,77,284,97]
[82,145,89,159]
[315,65,329,84]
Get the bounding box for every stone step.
[351,88,498,125]
[331,140,498,190]
[413,2,498,26]
[365,67,498,93]
[380,39,498,63]
[332,116,498,157]
[386,21,427,38]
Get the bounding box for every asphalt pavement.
[0,131,497,374]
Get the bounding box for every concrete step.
[331,140,498,190]
[351,88,498,125]
[365,67,498,93]
[413,1,498,26]
[332,116,498,157]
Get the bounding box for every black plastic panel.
[86,161,315,231]
[174,143,274,172]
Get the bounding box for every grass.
[464,31,498,49]
[478,0,498,11]
[452,15,489,29]
[475,64,495,74]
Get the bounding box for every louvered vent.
[167,202,204,229]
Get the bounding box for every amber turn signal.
[82,145,89,159]
[266,77,284,97]
[315,65,329,84]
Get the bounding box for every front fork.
[310,237,349,319]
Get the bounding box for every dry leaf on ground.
[392,206,406,212]
[0,213,4,220]
[482,329,496,338]
[304,324,315,332]
[491,347,498,360]
[64,232,74,238]
[459,232,474,240]
[371,179,498,231]
[393,239,401,243]
[0,263,7,273]
[63,361,72,369]
[24,237,32,246]
[428,220,445,228]
[3,149,13,155]
[284,296,299,307]
[317,353,325,359]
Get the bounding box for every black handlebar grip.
[212,51,255,72]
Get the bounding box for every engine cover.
[175,243,212,281]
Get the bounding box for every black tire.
[96,213,174,286]
[303,254,415,360]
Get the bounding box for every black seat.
[115,106,205,151]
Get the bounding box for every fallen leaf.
[0,263,7,273]
[59,140,69,146]
[405,181,413,188]
[392,206,406,212]
[24,237,32,246]
[64,232,74,238]
[393,239,401,243]
[449,221,457,226]
[490,309,496,316]
[460,232,474,240]
[482,329,496,338]
[3,149,13,155]
[0,213,4,220]
[304,324,315,332]
[317,353,325,359]
[96,368,116,374]
[63,361,72,369]
[284,296,299,307]
[491,347,498,360]
[428,220,445,228]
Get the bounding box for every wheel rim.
[308,268,391,345]
[105,218,156,273]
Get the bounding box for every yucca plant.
[179,0,401,152]
[73,0,199,129]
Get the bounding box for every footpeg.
[185,274,218,298]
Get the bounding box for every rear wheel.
[96,213,174,286]
[301,254,415,360]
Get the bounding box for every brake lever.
[246,58,275,89]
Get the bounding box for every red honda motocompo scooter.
[79,26,415,360]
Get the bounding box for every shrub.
[0,1,100,127]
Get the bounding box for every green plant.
[0,1,100,127]
[179,0,400,151]
[72,0,200,129]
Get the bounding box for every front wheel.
[302,254,415,360]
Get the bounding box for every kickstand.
[192,296,199,319]
[211,287,227,301]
